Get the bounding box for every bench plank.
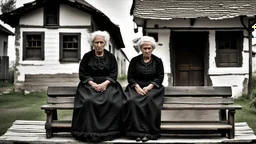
[47,97,234,105]
[47,97,74,104]
[47,86,76,97]
[161,123,232,130]
[165,86,232,96]
[41,103,242,110]
[163,104,242,110]
[47,86,232,97]
[164,97,234,104]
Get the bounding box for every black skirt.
[71,77,124,141]
[122,84,165,139]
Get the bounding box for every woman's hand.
[142,84,154,94]
[135,84,146,95]
[88,81,101,92]
[98,80,110,92]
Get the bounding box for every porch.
[0,120,255,144]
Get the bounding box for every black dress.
[71,50,124,141]
[122,54,165,139]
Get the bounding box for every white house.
[0,0,128,91]
[131,0,256,97]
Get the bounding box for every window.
[44,1,59,26]
[23,32,44,60]
[60,33,81,62]
[148,32,158,42]
[216,31,243,67]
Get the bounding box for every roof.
[0,0,125,48]
[0,24,14,35]
[130,0,256,20]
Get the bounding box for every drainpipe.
[248,26,253,99]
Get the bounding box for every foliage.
[117,74,127,82]
[249,75,256,109]
[235,95,256,132]
[0,0,15,13]
[0,80,13,87]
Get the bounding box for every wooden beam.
[190,18,196,26]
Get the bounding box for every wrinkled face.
[93,36,106,52]
[140,42,154,57]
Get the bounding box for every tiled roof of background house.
[131,0,256,20]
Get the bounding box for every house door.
[172,32,207,86]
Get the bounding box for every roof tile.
[132,0,256,20]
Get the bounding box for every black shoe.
[142,136,149,142]
[136,137,141,142]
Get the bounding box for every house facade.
[0,0,128,91]
[131,0,256,97]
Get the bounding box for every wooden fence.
[0,56,9,81]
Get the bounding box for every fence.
[0,56,9,81]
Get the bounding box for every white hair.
[89,30,110,47]
[137,36,156,49]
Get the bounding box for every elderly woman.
[71,30,124,142]
[122,36,165,142]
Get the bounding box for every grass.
[0,91,72,136]
[0,81,13,88]
[234,95,256,132]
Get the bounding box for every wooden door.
[172,32,207,86]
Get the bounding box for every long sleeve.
[106,54,117,83]
[151,58,164,88]
[127,58,137,87]
[79,53,93,84]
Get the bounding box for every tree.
[0,0,15,13]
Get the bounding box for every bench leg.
[45,110,53,138]
[46,128,53,138]
[227,110,235,139]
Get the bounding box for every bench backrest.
[47,86,233,105]
[47,86,76,104]
[164,86,233,105]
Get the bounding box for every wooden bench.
[41,86,242,139]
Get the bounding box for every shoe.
[141,136,149,142]
[136,137,141,142]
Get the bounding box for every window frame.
[23,32,45,61]
[59,33,81,62]
[216,31,243,67]
[44,2,59,26]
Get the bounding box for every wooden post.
[228,110,235,139]
[248,25,253,99]
[45,110,53,138]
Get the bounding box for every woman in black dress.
[122,36,165,142]
[71,30,124,142]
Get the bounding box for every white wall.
[20,4,91,26]
[20,8,43,25]
[60,4,91,26]
[145,17,249,97]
